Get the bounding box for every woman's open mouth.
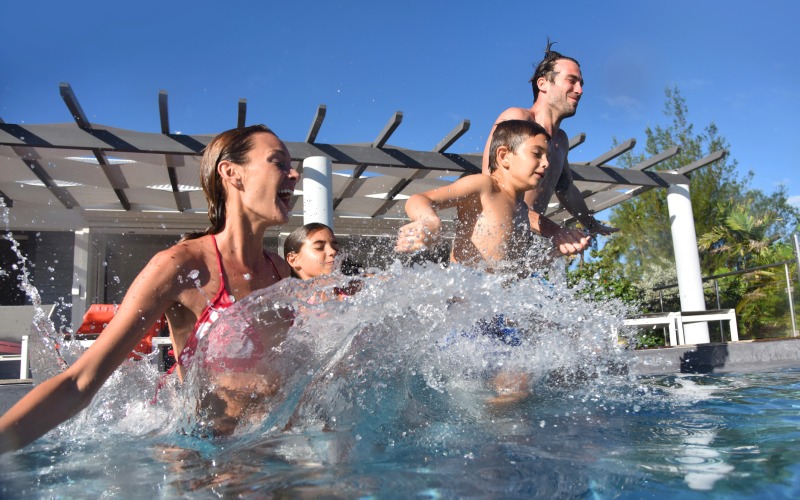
[277,188,294,208]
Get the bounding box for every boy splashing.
[396,119,550,274]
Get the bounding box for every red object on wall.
[77,304,166,360]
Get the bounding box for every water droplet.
[188,270,200,280]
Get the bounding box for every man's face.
[542,59,583,118]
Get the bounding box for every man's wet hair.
[488,120,550,172]
[530,38,581,100]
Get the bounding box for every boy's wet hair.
[530,38,581,100]
[488,120,550,172]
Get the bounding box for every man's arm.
[555,167,619,236]
[527,194,591,256]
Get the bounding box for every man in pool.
[480,40,618,257]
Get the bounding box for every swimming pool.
[1,264,799,498]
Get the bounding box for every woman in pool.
[0,124,299,453]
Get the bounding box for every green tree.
[698,200,798,337]
[590,86,800,338]
[602,86,746,280]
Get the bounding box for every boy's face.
[507,134,549,189]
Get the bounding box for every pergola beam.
[158,90,191,212]
[305,104,326,143]
[0,116,78,209]
[237,99,247,129]
[552,145,682,224]
[372,111,403,148]
[0,123,691,188]
[371,119,472,218]
[559,149,726,225]
[589,138,636,166]
[59,83,131,210]
[433,119,470,153]
[568,133,586,150]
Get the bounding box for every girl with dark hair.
[1,125,299,453]
[283,223,340,280]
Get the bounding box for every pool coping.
[3,338,800,415]
[632,337,800,375]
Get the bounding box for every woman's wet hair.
[529,38,581,100]
[182,124,276,241]
[488,120,550,172]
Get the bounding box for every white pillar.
[667,183,710,344]
[302,156,334,230]
[71,228,91,332]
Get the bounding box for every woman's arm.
[0,247,190,454]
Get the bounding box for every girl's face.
[287,227,340,279]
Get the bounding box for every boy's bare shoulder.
[456,172,496,192]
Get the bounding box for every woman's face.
[287,227,340,279]
[238,132,299,226]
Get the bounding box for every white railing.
[624,309,739,346]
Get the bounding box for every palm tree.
[698,201,793,337]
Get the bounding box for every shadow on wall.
[680,344,730,373]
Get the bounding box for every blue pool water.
[1,263,799,498]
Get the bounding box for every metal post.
[786,263,797,337]
[20,334,29,379]
[302,156,334,230]
[793,233,800,289]
[714,279,724,342]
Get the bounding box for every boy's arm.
[481,108,531,174]
[396,174,489,253]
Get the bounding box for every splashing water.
[12,219,794,497]
[1,201,67,381]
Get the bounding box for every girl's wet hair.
[283,223,335,278]
[182,124,277,241]
[529,38,581,100]
[488,120,550,172]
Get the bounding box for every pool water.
[1,263,799,498]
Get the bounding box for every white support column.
[302,156,334,230]
[71,228,91,332]
[667,183,710,344]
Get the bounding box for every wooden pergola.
[0,83,724,236]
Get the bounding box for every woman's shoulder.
[149,235,211,271]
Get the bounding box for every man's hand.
[395,219,441,253]
[585,218,620,236]
[552,227,592,256]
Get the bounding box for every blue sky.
[2,0,798,208]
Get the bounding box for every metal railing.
[653,252,799,340]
